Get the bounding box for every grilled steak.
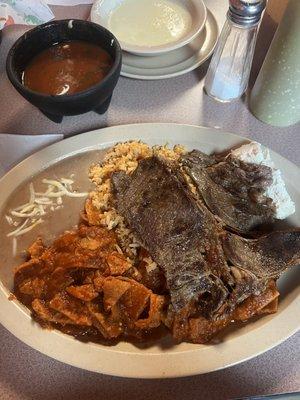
[112,156,231,313]
[222,229,300,279]
[112,154,300,323]
[182,150,275,233]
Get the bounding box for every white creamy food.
[231,142,295,219]
[108,0,192,47]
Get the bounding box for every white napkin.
[0,134,62,177]
[0,0,54,29]
[46,0,93,4]
[0,0,93,30]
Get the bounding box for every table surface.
[0,1,299,399]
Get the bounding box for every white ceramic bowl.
[91,0,207,56]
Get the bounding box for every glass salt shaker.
[204,0,266,103]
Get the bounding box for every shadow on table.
[2,99,109,137]
[193,58,211,82]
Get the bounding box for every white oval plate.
[0,123,299,378]
[120,10,218,79]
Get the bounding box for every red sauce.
[22,40,113,96]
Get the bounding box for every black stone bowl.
[6,19,122,123]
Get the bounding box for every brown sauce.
[22,40,113,96]
[14,223,168,345]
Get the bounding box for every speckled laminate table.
[0,1,299,399]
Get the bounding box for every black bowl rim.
[6,19,122,102]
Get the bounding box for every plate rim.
[0,123,299,379]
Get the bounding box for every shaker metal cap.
[228,0,266,26]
